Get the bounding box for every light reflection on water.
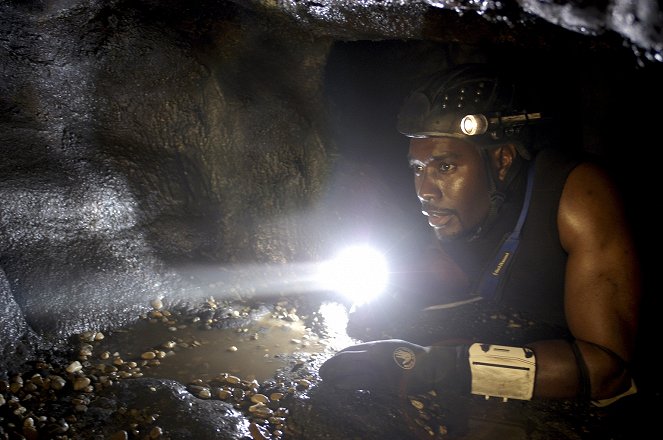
[95,301,355,384]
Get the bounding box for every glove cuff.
[455,344,472,393]
[426,345,471,394]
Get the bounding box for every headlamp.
[460,114,489,136]
[460,112,543,136]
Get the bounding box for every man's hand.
[319,339,468,395]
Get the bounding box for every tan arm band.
[468,343,536,401]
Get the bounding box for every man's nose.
[416,169,441,201]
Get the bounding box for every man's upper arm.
[557,162,641,363]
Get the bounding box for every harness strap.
[473,163,535,301]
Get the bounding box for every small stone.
[49,375,66,390]
[296,379,310,390]
[250,393,269,404]
[249,403,273,418]
[232,388,245,400]
[249,422,270,440]
[110,430,129,440]
[225,375,241,384]
[66,361,83,373]
[216,389,232,400]
[410,398,425,410]
[73,377,91,391]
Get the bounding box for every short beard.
[433,223,483,243]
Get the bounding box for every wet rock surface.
[1,295,659,439]
[0,295,334,439]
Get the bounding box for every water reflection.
[94,299,355,384]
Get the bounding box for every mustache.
[420,204,455,217]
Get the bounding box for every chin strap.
[467,149,506,241]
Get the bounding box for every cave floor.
[0,295,658,439]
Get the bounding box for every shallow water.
[93,300,354,383]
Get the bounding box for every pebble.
[250,393,269,404]
[295,379,310,390]
[410,398,424,410]
[249,422,270,440]
[151,298,163,310]
[66,361,83,373]
[252,404,274,418]
[225,375,241,384]
[216,389,232,400]
[110,430,129,440]
[49,375,66,390]
[73,377,91,391]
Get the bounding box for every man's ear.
[490,144,517,181]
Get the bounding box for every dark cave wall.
[0,1,334,353]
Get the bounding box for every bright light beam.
[174,245,389,310]
[316,245,389,306]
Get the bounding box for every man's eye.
[410,164,423,174]
[439,163,455,173]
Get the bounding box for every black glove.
[319,339,469,395]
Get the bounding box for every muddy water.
[93,301,355,384]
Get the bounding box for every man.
[319,63,641,405]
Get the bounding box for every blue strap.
[474,163,536,302]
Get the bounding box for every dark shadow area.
[322,38,662,433]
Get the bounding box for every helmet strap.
[467,147,506,242]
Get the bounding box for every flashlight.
[316,245,389,306]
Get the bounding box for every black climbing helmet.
[397,63,543,159]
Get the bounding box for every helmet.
[397,63,541,157]
[399,63,544,240]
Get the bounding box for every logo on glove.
[393,346,416,370]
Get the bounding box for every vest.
[443,147,581,330]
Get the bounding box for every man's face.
[408,137,491,242]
